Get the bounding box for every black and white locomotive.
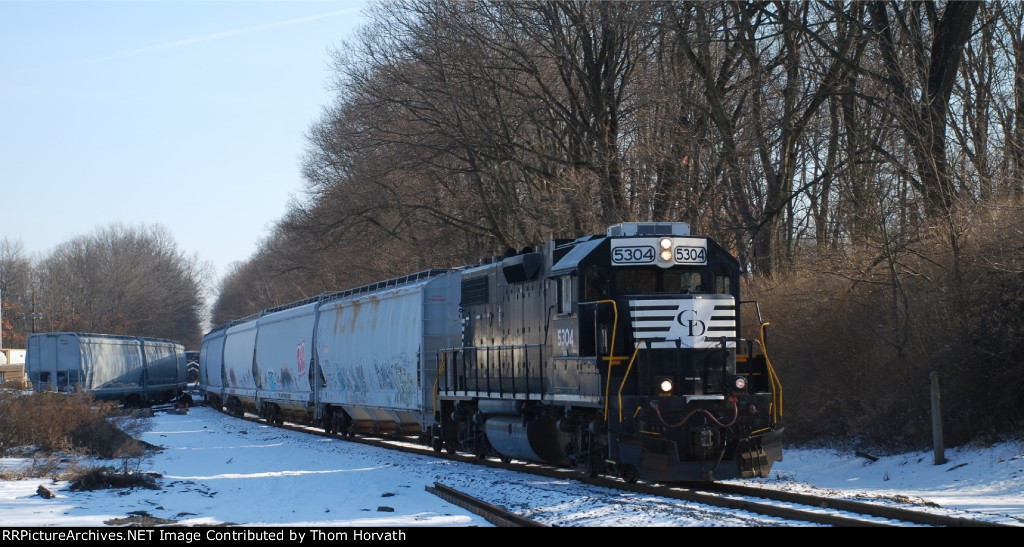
[199,222,784,482]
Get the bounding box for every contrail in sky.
[116,8,359,58]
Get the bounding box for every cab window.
[559,276,574,313]
[712,267,731,295]
[614,269,656,294]
[664,269,703,293]
[584,268,608,301]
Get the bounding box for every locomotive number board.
[610,238,708,266]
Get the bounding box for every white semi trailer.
[25,332,187,405]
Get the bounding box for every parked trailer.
[25,332,188,406]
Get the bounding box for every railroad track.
[594,478,1010,527]
[221,408,1017,527]
[675,481,1013,527]
[458,456,1015,527]
[425,482,549,527]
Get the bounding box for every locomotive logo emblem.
[676,309,706,336]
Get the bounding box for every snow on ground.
[0,405,1022,527]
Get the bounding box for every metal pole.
[931,371,946,465]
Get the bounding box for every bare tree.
[0,238,34,348]
[868,1,980,214]
[298,0,667,260]
[993,1,1024,197]
[951,3,999,202]
[34,224,207,348]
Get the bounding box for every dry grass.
[749,199,1024,452]
[0,390,160,490]
[67,466,160,491]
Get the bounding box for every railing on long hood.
[435,343,545,400]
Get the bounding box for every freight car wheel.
[227,398,244,417]
[269,406,284,426]
[261,402,282,425]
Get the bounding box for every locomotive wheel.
[430,428,443,452]
[619,464,640,484]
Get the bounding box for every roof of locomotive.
[549,222,724,277]
[551,237,604,276]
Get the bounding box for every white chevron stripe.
[629,296,735,349]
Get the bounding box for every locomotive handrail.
[758,321,784,422]
[433,349,451,415]
[615,342,644,424]
[589,299,622,422]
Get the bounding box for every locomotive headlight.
[733,376,748,390]
[657,376,674,395]
[659,238,673,262]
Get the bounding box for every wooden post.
[931,371,946,465]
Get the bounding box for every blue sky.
[0,0,367,290]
